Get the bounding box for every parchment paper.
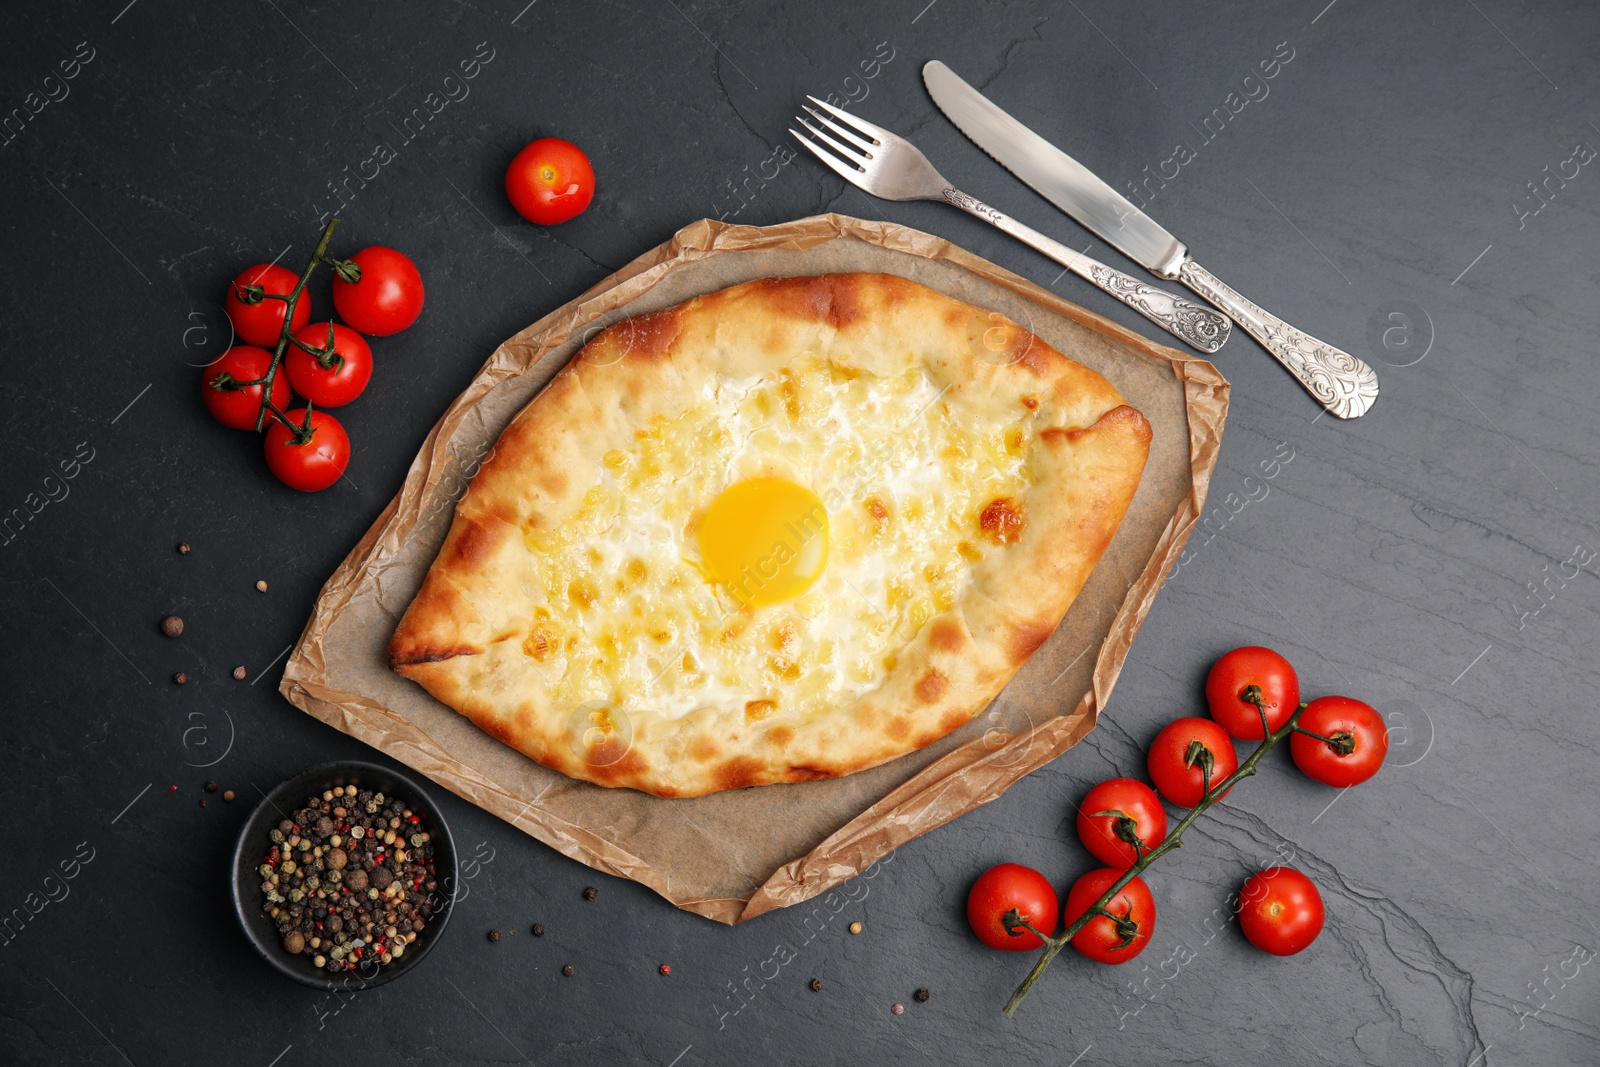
[280,214,1228,924]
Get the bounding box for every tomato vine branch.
[209,217,348,439]
[1000,700,1309,1017]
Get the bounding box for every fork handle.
[940,188,1231,355]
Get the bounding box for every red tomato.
[1290,696,1388,787]
[505,137,595,225]
[225,264,309,347]
[1063,868,1155,964]
[1147,717,1239,807]
[1207,646,1301,741]
[1238,867,1324,955]
[263,409,350,492]
[286,323,373,407]
[966,863,1059,952]
[332,247,424,336]
[201,346,290,430]
[1077,778,1168,869]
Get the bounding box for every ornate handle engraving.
[941,189,1231,354]
[1084,263,1230,354]
[1178,259,1379,419]
[942,188,1003,223]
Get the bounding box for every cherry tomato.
[1207,646,1301,741]
[332,246,424,336]
[1077,778,1168,869]
[966,863,1059,952]
[505,137,595,225]
[1147,717,1239,808]
[1062,868,1155,964]
[263,408,350,492]
[201,346,290,430]
[225,264,310,347]
[1290,695,1388,787]
[286,323,373,407]
[1239,867,1324,955]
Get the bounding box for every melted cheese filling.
[520,355,1031,724]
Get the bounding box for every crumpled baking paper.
[280,214,1228,924]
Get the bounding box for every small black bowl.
[231,760,458,990]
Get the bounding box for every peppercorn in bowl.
[231,761,459,989]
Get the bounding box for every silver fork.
[791,96,1230,354]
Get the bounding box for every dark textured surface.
[2,1,1597,1063]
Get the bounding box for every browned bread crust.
[391,273,1149,797]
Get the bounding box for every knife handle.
[1177,259,1379,419]
[939,189,1231,354]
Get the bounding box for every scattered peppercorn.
[232,666,247,680]
[199,799,207,808]
[659,964,671,977]
[914,988,930,1003]
[223,790,235,802]
[205,781,219,793]
[891,1003,904,1016]
[809,978,823,992]
[169,785,178,792]
[173,672,188,685]
[848,921,863,935]
[531,923,545,937]
[488,929,502,942]
[561,964,574,977]
[160,615,184,637]
[256,580,269,592]
[582,886,597,901]
[177,541,191,554]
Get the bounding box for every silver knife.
[924,60,1379,419]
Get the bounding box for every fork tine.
[801,104,877,157]
[789,127,869,187]
[805,95,892,142]
[794,115,868,169]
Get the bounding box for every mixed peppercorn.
[257,783,439,975]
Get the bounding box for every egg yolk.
[698,477,829,606]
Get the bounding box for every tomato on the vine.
[1238,867,1324,956]
[263,408,350,492]
[1063,868,1155,964]
[505,137,595,225]
[332,246,424,336]
[225,264,310,347]
[1207,646,1301,740]
[1077,778,1167,869]
[1290,696,1388,787]
[1147,717,1239,807]
[286,323,373,407]
[966,863,1059,952]
[201,346,290,430]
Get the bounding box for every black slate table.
[4,2,1596,1064]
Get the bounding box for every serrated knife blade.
[923,60,1379,419]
